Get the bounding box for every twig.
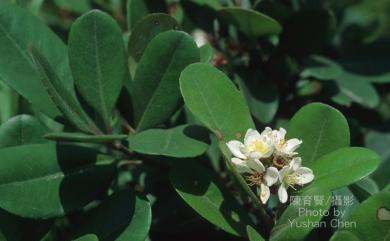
[113,141,133,155]
[118,159,143,167]
[219,142,273,230]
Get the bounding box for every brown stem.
[113,141,134,156]
[122,118,136,134]
[118,159,143,167]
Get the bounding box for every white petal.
[262,144,274,158]
[249,149,272,159]
[226,141,246,159]
[272,127,286,142]
[278,127,287,139]
[231,158,253,174]
[246,159,265,173]
[289,157,302,171]
[261,127,272,136]
[284,138,302,153]
[278,166,291,182]
[278,184,288,203]
[259,136,274,158]
[260,183,270,204]
[244,129,261,146]
[295,167,314,185]
[264,167,279,186]
[244,128,254,138]
[249,151,262,159]
[261,127,276,146]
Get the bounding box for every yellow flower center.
[248,140,269,154]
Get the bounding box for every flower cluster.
[226,127,314,204]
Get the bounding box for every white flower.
[231,157,278,204]
[227,127,312,205]
[227,128,273,161]
[231,157,261,174]
[260,167,279,204]
[277,157,314,203]
[262,127,302,157]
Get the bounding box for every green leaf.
[180,63,254,141]
[74,234,99,241]
[219,143,257,196]
[332,187,360,223]
[361,73,390,84]
[331,72,380,109]
[132,30,199,131]
[0,114,47,148]
[187,0,221,10]
[330,192,390,241]
[334,0,390,43]
[247,225,265,241]
[219,142,271,227]
[0,143,115,218]
[199,43,213,63]
[287,102,350,166]
[128,125,209,158]
[15,0,45,15]
[218,7,282,37]
[0,1,72,118]
[126,0,167,30]
[0,208,52,241]
[70,189,151,241]
[69,10,126,128]
[128,13,179,62]
[270,187,332,241]
[0,81,19,124]
[170,160,255,237]
[236,73,279,124]
[296,79,322,97]
[207,135,222,171]
[339,60,390,84]
[45,132,127,144]
[348,177,379,202]
[53,0,91,14]
[330,231,361,241]
[32,108,64,133]
[131,164,200,234]
[301,55,343,80]
[307,147,380,191]
[365,130,390,189]
[29,47,100,134]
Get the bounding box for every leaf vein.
[136,35,186,130]
[309,113,329,162]
[92,13,109,124]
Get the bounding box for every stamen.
[286,173,303,190]
[273,155,287,168]
[246,172,264,186]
